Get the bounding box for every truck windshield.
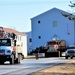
[47,41,59,45]
[0,39,11,46]
[68,47,75,49]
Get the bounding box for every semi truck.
[45,40,67,57]
[0,27,24,64]
[46,40,66,52]
[32,40,67,57]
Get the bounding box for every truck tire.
[0,61,4,64]
[65,56,68,59]
[10,54,14,64]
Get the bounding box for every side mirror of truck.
[14,40,16,46]
[11,33,16,40]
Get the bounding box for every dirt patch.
[30,60,75,75]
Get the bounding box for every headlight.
[7,50,11,53]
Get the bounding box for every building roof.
[2,27,27,36]
[31,7,71,20]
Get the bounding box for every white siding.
[16,34,27,57]
[21,35,27,57]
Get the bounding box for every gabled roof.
[3,27,27,36]
[31,7,71,20]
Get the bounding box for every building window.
[17,35,19,41]
[20,36,21,41]
[29,38,32,42]
[53,21,58,27]
[15,35,17,39]
[67,32,70,35]
[38,21,40,24]
[17,35,21,41]
[38,36,41,39]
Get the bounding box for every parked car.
[65,46,75,59]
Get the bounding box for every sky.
[0,0,75,32]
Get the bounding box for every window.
[17,35,19,41]
[38,21,40,24]
[20,36,21,41]
[0,39,11,46]
[38,36,41,39]
[17,35,21,41]
[29,38,32,42]
[53,21,58,27]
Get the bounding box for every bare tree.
[61,1,75,20]
[69,1,75,8]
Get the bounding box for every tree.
[69,1,75,20]
[69,1,75,8]
[61,1,75,20]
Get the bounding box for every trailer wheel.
[10,54,14,64]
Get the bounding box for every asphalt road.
[0,57,70,75]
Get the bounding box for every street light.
[62,13,75,45]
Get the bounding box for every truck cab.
[46,41,59,52]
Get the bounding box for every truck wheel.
[65,56,68,59]
[10,54,14,64]
[71,57,73,59]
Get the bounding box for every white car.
[65,46,75,59]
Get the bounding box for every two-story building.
[31,7,75,50]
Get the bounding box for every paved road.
[0,57,70,75]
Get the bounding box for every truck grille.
[0,50,5,53]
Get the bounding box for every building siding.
[21,35,27,57]
[16,34,27,57]
[31,8,74,50]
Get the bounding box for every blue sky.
[0,0,74,32]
